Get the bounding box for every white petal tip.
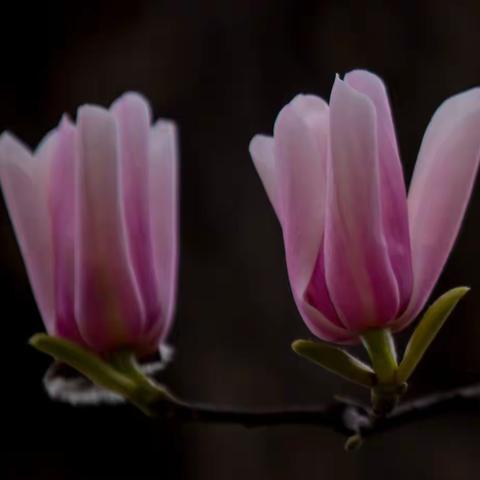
[0,132,32,166]
[78,103,110,118]
[60,113,74,127]
[0,131,17,148]
[110,91,152,119]
[77,105,115,133]
[116,91,150,104]
[249,134,272,156]
[152,118,177,136]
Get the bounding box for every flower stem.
[360,328,402,416]
[361,328,398,384]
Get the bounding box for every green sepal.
[30,334,136,397]
[29,333,168,414]
[292,339,376,388]
[397,286,470,384]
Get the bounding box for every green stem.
[361,329,401,416]
[108,350,177,412]
[109,350,152,386]
[361,328,398,385]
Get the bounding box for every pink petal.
[49,117,84,344]
[145,120,179,347]
[249,134,281,220]
[345,70,413,312]
[0,133,55,331]
[273,94,349,341]
[303,249,354,342]
[75,105,144,352]
[394,87,480,330]
[325,77,400,332]
[111,93,159,328]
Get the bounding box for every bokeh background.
[2,1,479,478]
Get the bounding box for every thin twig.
[150,383,480,441]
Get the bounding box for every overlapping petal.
[345,70,413,312]
[75,105,145,352]
[49,117,84,344]
[325,77,400,332]
[273,94,350,341]
[112,93,160,330]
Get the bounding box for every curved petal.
[302,251,355,342]
[75,105,144,352]
[49,117,84,344]
[111,92,159,327]
[300,302,358,344]
[249,134,282,221]
[395,87,480,330]
[273,94,348,340]
[325,77,400,332]
[345,70,413,312]
[145,120,179,347]
[0,133,55,330]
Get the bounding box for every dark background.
[2,1,480,479]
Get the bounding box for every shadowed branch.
[148,383,480,448]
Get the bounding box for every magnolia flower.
[0,93,178,356]
[250,70,480,344]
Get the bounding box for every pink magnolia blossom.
[0,93,178,355]
[250,70,480,343]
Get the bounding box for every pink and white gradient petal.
[49,118,84,344]
[75,105,144,352]
[345,70,413,313]
[325,77,400,332]
[249,135,281,221]
[112,93,159,329]
[146,120,179,346]
[0,133,55,331]
[394,87,480,330]
[274,94,348,339]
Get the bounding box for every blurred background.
[2,0,479,478]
